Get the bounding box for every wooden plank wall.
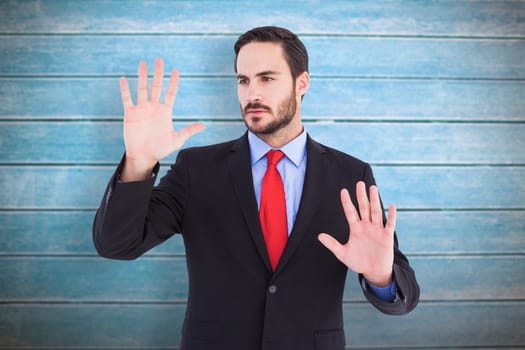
[1,0,524,348]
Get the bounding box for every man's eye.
[263,77,273,82]
[238,79,247,85]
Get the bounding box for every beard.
[240,88,297,135]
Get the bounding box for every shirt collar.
[248,128,307,167]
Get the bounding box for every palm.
[335,214,394,276]
[318,182,396,287]
[124,103,175,160]
[120,58,204,164]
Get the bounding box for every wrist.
[364,270,393,288]
[120,155,157,182]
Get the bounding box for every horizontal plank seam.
[344,344,523,350]
[0,32,524,40]
[0,347,518,350]
[1,208,523,213]
[0,348,521,350]
[0,346,523,350]
[0,253,524,259]
[0,299,524,305]
[2,75,525,81]
[2,162,524,167]
[2,119,525,123]
[2,164,525,168]
[2,208,524,212]
[1,117,524,123]
[0,348,178,350]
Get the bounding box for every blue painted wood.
[0,304,186,349]
[0,211,182,255]
[1,121,523,164]
[0,1,523,348]
[2,166,523,209]
[0,302,523,348]
[0,257,190,301]
[1,211,524,256]
[395,211,525,255]
[344,302,525,347]
[0,121,242,164]
[1,78,524,120]
[1,0,524,36]
[2,36,524,79]
[373,165,525,209]
[0,256,523,301]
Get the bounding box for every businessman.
[93,26,419,350]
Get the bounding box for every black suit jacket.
[93,133,419,350]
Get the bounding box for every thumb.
[318,233,345,261]
[172,122,206,149]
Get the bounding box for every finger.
[356,181,370,221]
[340,188,359,225]
[120,77,133,110]
[369,185,383,225]
[165,69,180,110]
[137,61,148,104]
[318,233,345,261]
[172,122,206,148]
[384,204,397,235]
[150,58,164,103]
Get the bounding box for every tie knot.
[266,150,285,167]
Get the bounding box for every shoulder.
[172,134,248,171]
[178,134,245,158]
[308,136,369,168]
[180,139,238,155]
[307,135,377,186]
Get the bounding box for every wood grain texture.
[1,78,524,120]
[0,166,524,209]
[1,121,523,164]
[1,0,524,36]
[2,36,524,79]
[2,211,523,256]
[0,303,523,348]
[1,0,524,348]
[0,256,523,301]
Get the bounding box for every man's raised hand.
[318,182,396,287]
[120,58,205,181]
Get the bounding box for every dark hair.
[234,26,309,79]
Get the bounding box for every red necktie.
[259,150,288,271]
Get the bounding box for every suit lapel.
[227,133,272,272]
[226,133,328,274]
[275,136,327,274]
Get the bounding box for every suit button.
[268,285,277,294]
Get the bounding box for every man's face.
[236,42,299,135]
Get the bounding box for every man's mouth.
[246,108,268,114]
[244,103,271,115]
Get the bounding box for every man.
[93,26,419,349]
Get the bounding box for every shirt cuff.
[365,278,397,302]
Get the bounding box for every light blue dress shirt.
[247,129,397,302]
[249,130,307,235]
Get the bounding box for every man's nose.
[247,83,262,102]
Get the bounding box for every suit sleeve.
[92,152,189,260]
[358,164,420,315]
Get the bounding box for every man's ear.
[296,71,310,98]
